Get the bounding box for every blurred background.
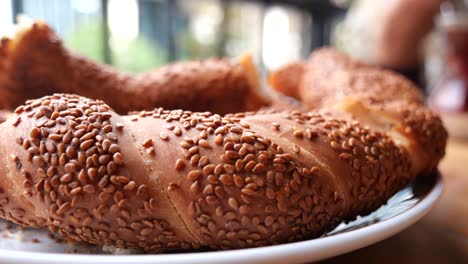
[0,0,468,262]
[0,0,461,95]
[0,0,463,101]
[0,0,347,73]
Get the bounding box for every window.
[3,0,344,72]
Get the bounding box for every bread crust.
[0,25,447,252]
[270,48,447,175]
[0,91,437,251]
[0,22,269,115]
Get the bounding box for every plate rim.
[0,175,443,264]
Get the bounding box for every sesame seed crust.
[0,92,445,251]
[0,94,195,251]
[0,51,447,252]
[270,48,447,177]
[123,104,414,250]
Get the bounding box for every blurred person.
[371,0,446,85]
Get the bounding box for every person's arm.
[372,0,445,69]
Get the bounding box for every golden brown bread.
[0,21,270,115]
[269,48,422,106]
[0,89,443,251]
[270,48,447,175]
[268,62,304,100]
[0,23,447,251]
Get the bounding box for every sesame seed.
[239,205,250,214]
[233,174,244,187]
[190,181,199,193]
[57,202,71,216]
[339,153,352,160]
[108,144,120,153]
[188,146,199,155]
[228,197,238,209]
[30,127,41,139]
[159,132,169,141]
[70,187,82,196]
[142,139,153,148]
[241,188,256,196]
[214,134,223,145]
[293,129,303,138]
[12,116,21,126]
[265,188,275,200]
[245,160,256,171]
[167,183,178,192]
[252,163,265,174]
[198,156,209,167]
[190,154,200,166]
[198,139,211,149]
[124,181,137,191]
[80,139,94,150]
[175,159,186,171]
[220,174,233,185]
[229,127,243,134]
[187,170,202,181]
[11,208,25,217]
[330,141,340,150]
[173,126,182,136]
[146,146,156,155]
[116,123,124,131]
[203,184,213,195]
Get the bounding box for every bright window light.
[262,7,301,70]
[0,0,13,36]
[191,3,223,45]
[108,0,139,41]
[72,0,100,14]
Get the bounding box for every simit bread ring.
[0,88,446,251]
[0,20,270,114]
[269,48,447,175]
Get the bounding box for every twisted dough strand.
[0,93,424,251]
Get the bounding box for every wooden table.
[323,139,468,263]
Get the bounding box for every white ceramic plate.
[0,173,443,264]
